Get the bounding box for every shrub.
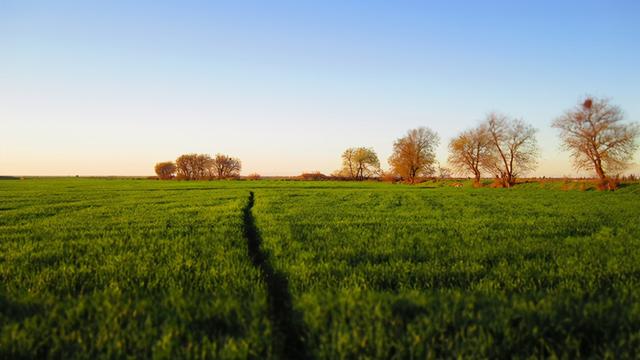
[489,178,505,188]
[298,172,328,181]
[379,172,400,184]
[597,177,620,191]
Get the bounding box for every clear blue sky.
[2,0,639,176]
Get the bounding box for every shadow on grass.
[0,292,42,322]
[242,192,312,360]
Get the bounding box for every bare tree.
[553,96,639,181]
[388,127,440,183]
[338,147,380,180]
[175,154,212,180]
[154,161,176,180]
[194,154,212,179]
[483,113,538,187]
[448,126,493,185]
[437,163,452,179]
[176,154,198,180]
[211,154,242,179]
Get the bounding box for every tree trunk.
[594,158,606,180]
[473,170,481,186]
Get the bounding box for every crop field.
[0,180,271,358]
[1,179,640,359]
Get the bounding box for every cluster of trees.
[448,97,639,187]
[334,128,441,183]
[448,113,538,187]
[336,120,535,186]
[336,96,639,186]
[155,153,241,180]
[153,97,637,185]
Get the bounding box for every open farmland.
[253,182,640,358]
[1,179,640,359]
[0,179,271,359]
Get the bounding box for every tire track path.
[242,191,311,360]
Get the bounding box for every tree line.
[335,96,638,187]
[155,153,241,180]
[155,96,639,186]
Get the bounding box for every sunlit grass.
[1,178,639,358]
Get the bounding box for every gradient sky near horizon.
[2,0,639,176]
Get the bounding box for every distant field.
[1,179,639,359]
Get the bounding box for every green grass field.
[1,179,639,359]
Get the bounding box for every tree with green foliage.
[338,147,381,180]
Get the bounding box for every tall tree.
[154,161,176,180]
[388,127,440,183]
[448,126,493,185]
[339,147,380,180]
[211,154,242,179]
[484,113,538,187]
[553,96,639,180]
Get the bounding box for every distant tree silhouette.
[553,96,639,183]
[337,147,380,180]
[388,127,440,184]
[211,154,241,179]
[154,161,176,180]
[483,113,538,187]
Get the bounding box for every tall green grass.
[253,184,640,358]
[0,179,271,359]
[2,179,639,358]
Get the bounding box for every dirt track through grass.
[242,191,311,360]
